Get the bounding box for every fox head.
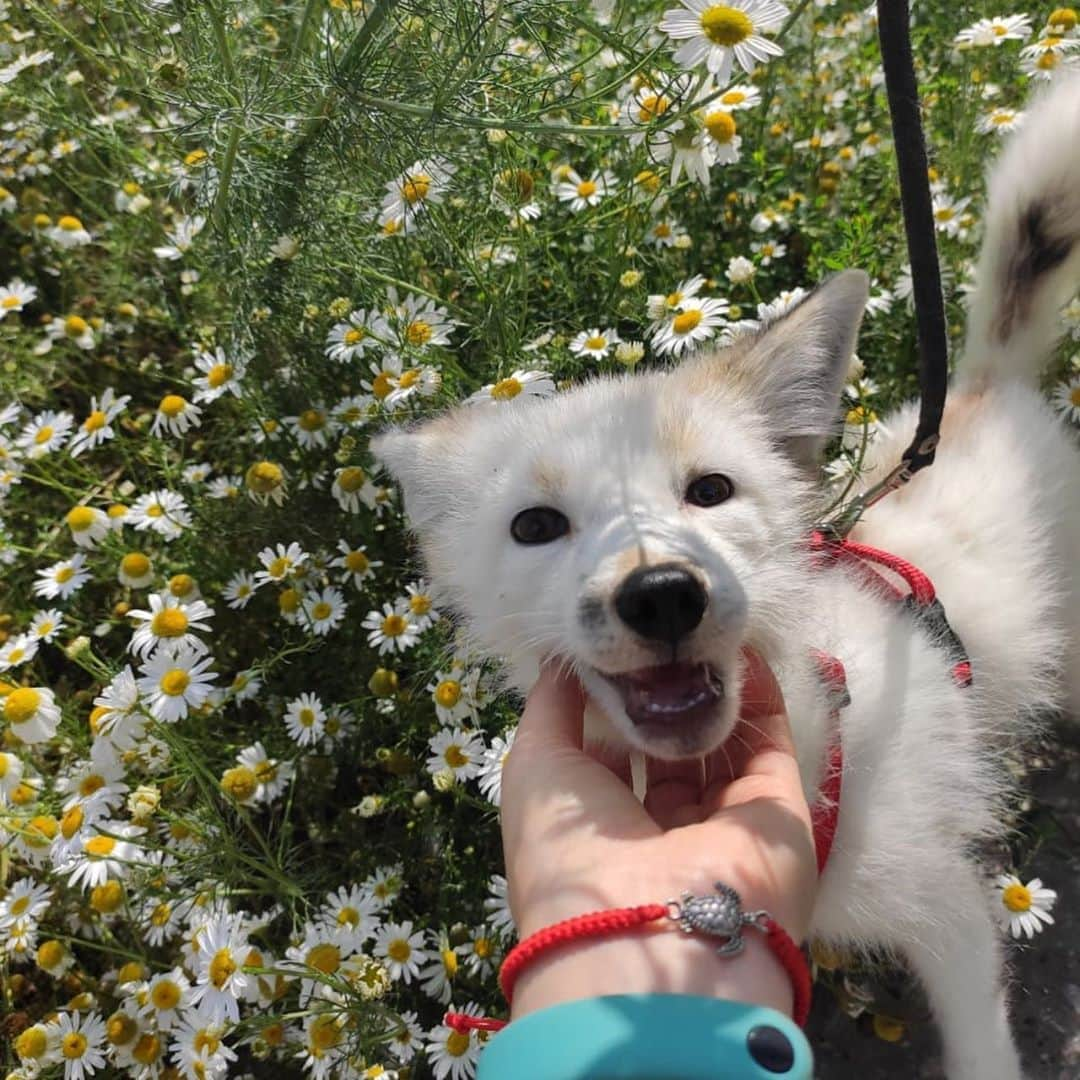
[372,270,868,760]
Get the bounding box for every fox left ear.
[720,269,869,466]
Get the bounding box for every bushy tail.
[960,74,1080,387]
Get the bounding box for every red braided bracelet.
[445,883,812,1036]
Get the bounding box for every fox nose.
[614,563,707,645]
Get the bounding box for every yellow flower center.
[345,550,369,573]
[207,363,233,388]
[306,943,341,974]
[672,309,703,335]
[699,5,753,45]
[398,367,422,389]
[55,565,75,583]
[2,295,21,309]
[85,834,117,857]
[146,504,164,518]
[491,377,523,400]
[298,408,325,431]
[185,148,208,167]
[132,1033,162,1065]
[121,552,151,578]
[1038,50,1059,70]
[11,895,31,915]
[442,947,459,976]
[409,594,432,615]
[4,687,41,724]
[343,328,365,345]
[194,1030,220,1055]
[221,766,257,801]
[106,1014,137,1046]
[1050,8,1078,29]
[27,815,59,845]
[16,1026,49,1059]
[35,425,55,445]
[845,405,878,425]
[446,1031,471,1057]
[435,680,462,708]
[83,409,107,432]
[311,602,333,620]
[150,902,172,927]
[634,169,661,193]
[159,394,186,418]
[576,179,597,198]
[585,334,608,350]
[705,109,737,144]
[246,461,283,493]
[653,222,672,238]
[160,669,191,696]
[268,556,292,579]
[1070,386,1080,407]
[337,466,366,493]
[637,93,670,123]
[721,89,747,106]
[58,215,84,232]
[381,613,407,637]
[1001,883,1032,912]
[474,936,493,957]
[61,805,84,839]
[279,588,301,614]
[151,980,182,1010]
[210,947,236,987]
[337,905,360,927]
[151,608,189,637]
[387,938,411,962]
[406,320,433,346]
[92,880,125,913]
[298,707,317,728]
[371,371,394,398]
[79,773,106,797]
[402,174,432,204]
[169,573,195,597]
[62,1032,89,1059]
[310,1015,341,1051]
[444,744,469,768]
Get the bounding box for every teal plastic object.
[475,994,813,1080]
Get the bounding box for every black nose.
[614,563,707,645]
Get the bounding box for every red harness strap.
[810,652,847,875]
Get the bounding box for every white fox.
[373,75,1080,1078]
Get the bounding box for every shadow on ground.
[808,720,1080,1079]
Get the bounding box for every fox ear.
[369,410,476,529]
[722,269,869,466]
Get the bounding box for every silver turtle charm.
[666,883,768,956]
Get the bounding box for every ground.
[810,720,1080,1079]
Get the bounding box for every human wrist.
[510,903,795,1021]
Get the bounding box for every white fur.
[373,76,1080,1079]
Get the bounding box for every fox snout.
[613,562,708,646]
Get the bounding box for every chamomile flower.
[47,213,93,247]
[64,821,145,890]
[380,157,455,229]
[726,255,756,284]
[650,296,731,356]
[318,886,381,951]
[751,238,786,265]
[569,327,621,359]
[618,78,686,145]
[189,914,251,1023]
[976,107,1025,134]
[554,168,616,211]
[477,728,516,807]
[65,505,110,548]
[228,668,263,703]
[426,728,485,782]
[660,0,789,83]
[384,364,442,409]
[715,83,762,110]
[117,552,155,589]
[374,920,430,984]
[0,279,37,318]
[236,742,293,803]
[483,873,515,935]
[386,1011,425,1063]
[0,877,52,928]
[284,692,327,747]
[129,490,192,541]
[51,1011,107,1080]
[136,644,218,723]
[647,274,707,320]
[425,1010,482,1080]
[995,874,1057,938]
[1051,375,1080,423]
[68,388,130,457]
[419,930,461,1005]
[127,593,215,659]
[466,369,556,404]
[427,668,481,724]
[287,405,335,449]
[954,14,1033,48]
[325,309,388,363]
[57,755,128,814]
[151,393,202,438]
[141,967,192,1030]
[332,540,382,588]
[18,409,74,458]
[0,633,38,672]
[255,541,309,585]
[0,750,25,804]
[701,107,742,163]
[33,553,91,601]
[152,213,205,260]
[168,1015,238,1079]
[302,587,347,636]
[192,346,246,403]
[931,193,973,238]
[363,603,422,655]
[223,570,260,609]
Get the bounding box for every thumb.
[515,659,586,751]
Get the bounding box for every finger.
[515,659,586,750]
[644,755,704,829]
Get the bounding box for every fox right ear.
[369,411,476,529]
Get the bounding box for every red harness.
[807,532,974,874]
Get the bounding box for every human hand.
[499,649,818,1019]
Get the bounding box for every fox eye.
[511,507,570,545]
[685,473,734,507]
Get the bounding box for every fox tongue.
[616,663,721,726]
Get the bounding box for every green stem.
[291,0,323,68]
[214,121,243,233]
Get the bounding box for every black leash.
[821,0,950,538]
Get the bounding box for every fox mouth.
[601,661,724,734]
